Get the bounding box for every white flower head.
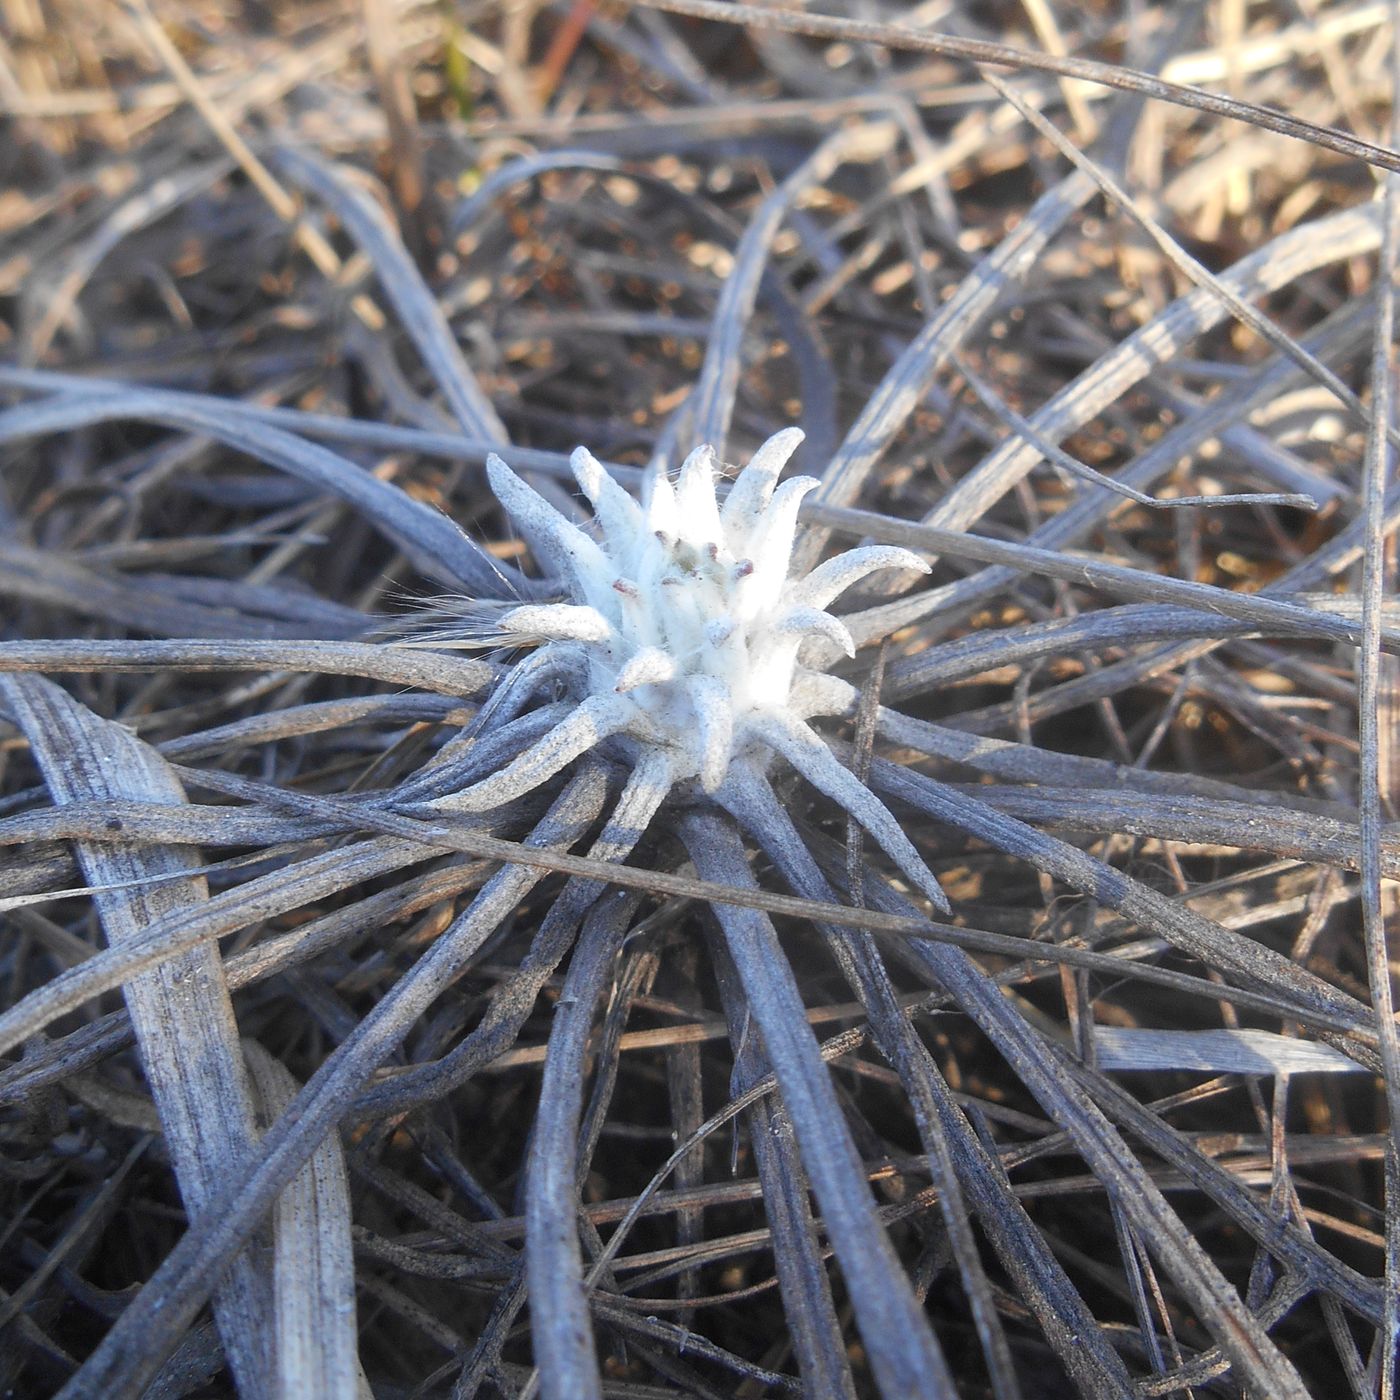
[447,429,949,911]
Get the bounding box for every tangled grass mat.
[1,2,1398,1396]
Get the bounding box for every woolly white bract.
[449,428,950,912]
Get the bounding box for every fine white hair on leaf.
[498,604,615,645]
[752,707,951,913]
[460,432,938,859]
[645,467,681,543]
[792,545,931,611]
[772,607,856,658]
[486,453,608,591]
[787,670,857,720]
[675,444,722,545]
[720,425,804,538]
[742,475,821,611]
[570,446,642,542]
[449,693,633,812]
[389,595,517,650]
[687,674,733,793]
[614,647,677,692]
[704,617,737,647]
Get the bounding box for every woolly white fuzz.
[447,429,948,910]
[471,430,925,791]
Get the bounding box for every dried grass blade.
[20,158,234,363]
[0,540,350,640]
[0,390,519,595]
[845,293,1379,643]
[924,204,1381,536]
[866,874,1321,1397]
[50,768,608,1399]
[804,167,1094,541]
[947,784,1396,879]
[117,0,374,328]
[689,120,895,457]
[1359,36,1400,1386]
[525,892,637,1400]
[0,638,495,695]
[680,808,957,1399]
[1090,1028,1370,1076]
[725,778,1129,1397]
[1050,1051,1382,1323]
[874,701,1338,807]
[0,363,605,478]
[808,497,1400,652]
[451,150,623,235]
[885,602,1314,699]
[241,1041,365,1399]
[708,934,857,1398]
[0,836,432,1048]
[0,674,276,1398]
[867,751,1375,1040]
[988,70,1387,444]
[2,747,1372,1056]
[629,0,1400,176]
[272,147,509,444]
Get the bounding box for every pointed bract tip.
[570,445,602,491]
[485,453,525,506]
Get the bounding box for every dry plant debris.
[0,1,1398,1397]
